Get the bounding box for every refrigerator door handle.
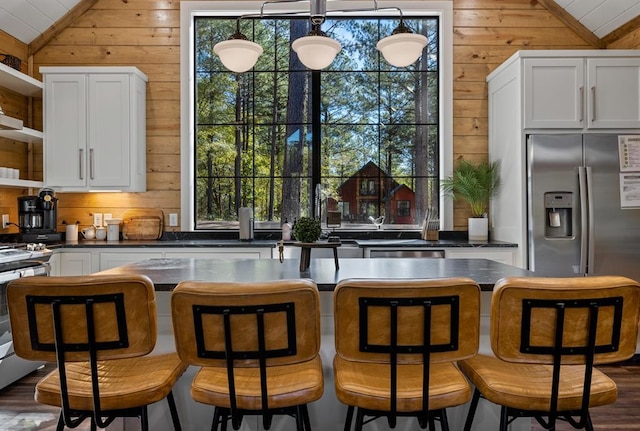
[585,166,595,274]
[578,167,588,274]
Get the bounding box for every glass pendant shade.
[376,32,427,67]
[213,39,264,73]
[292,35,342,70]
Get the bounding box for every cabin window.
[192,11,441,230]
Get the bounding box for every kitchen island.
[97,257,533,291]
[94,257,533,431]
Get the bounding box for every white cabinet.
[522,53,640,130]
[0,63,44,189]
[444,248,515,265]
[41,67,147,192]
[164,249,271,259]
[99,251,163,271]
[58,251,94,275]
[587,58,640,129]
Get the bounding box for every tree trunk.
[414,32,430,225]
[234,75,243,214]
[281,20,308,222]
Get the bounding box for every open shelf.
[0,126,43,144]
[0,178,43,189]
[0,62,43,97]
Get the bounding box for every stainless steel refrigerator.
[527,134,640,281]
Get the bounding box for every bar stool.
[171,279,323,430]
[459,276,640,431]
[333,277,481,430]
[7,274,187,430]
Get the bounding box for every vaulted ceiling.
[1,0,640,47]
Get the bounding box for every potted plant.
[442,159,500,240]
[293,217,322,243]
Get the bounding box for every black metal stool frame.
[343,294,460,431]
[463,296,623,431]
[26,293,182,431]
[192,301,312,431]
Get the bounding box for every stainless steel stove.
[0,242,52,390]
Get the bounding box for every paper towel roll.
[239,207,254,240]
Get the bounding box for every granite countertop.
[96,257,534,291]
[50,239,279,249]
[355,239,517,248]
[49,238,516,249]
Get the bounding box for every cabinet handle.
[90,148,95,180]
[79,148,84,180]
[579,86,584,122]
[591,86,596,121]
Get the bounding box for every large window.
[186,3,449,231]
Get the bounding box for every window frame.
[180,0,453,231]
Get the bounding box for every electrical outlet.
[1,214,9,229]
[169,213,179,227]
[93,213,103,227]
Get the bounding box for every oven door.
[0,262,50,390]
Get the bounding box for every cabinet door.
[100,251,163,270]
[44,74,87,187]
[88,74,131,188]
[524,58,584,129]
[59,252,93,275]
[163,249,267,259]
[445,249,515,266]
[587,58,640,129]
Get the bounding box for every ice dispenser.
[544,192,572,238]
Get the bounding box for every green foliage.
[293,217,322,243]
[441,160,500,218]
[194,16,440,225]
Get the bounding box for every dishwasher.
[368,249,445,258]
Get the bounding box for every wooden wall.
[1,0,638,234]
[0,30,33,233]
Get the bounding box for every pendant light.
[291,14,341,70]
[213,0,427,72]
[377,20,428,68]
[213,20,263,73]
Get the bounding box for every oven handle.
[0,262,50,284]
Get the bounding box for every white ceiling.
[1,0,640,44]
[0,0,82,44]
[555,0,640,38]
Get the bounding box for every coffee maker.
[18,188,62,243]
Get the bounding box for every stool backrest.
[171,279,320,367]
[491,276,640,365]
[334,278,480,364]
[8,275,157,362]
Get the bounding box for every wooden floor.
[0,360,639,430]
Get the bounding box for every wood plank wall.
[1,0,638,234]
[0,30,33,232]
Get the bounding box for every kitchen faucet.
[315,183,322,219]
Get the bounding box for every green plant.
[441,159,500,218]
[293,217,322,243]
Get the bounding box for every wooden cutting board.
[122,209,164,240]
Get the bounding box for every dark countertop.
[50,239,278,249]
[49,238,516,249]
[96,257,535,291]
[355,239,517,248]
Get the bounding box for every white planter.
[468,217,488,241]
